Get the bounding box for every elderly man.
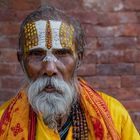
[0,5,139,140]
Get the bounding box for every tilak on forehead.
[23,20,75,56]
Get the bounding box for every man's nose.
[42,61,58,77]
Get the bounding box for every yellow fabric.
[99,91,140,139]
[36,116,92,140]
[36,114,74,140]
[0,91,30,140]
[36,115,61,140]
[0,80,139,140]
[35,90,140,140]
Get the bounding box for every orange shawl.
[0,79,120,140]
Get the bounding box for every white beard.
[27,76,77,130]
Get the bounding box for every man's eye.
[54,49,71,56]
[29,50,45,56]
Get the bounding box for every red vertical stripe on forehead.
[46,20,52,49]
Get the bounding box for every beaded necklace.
[71,102,88,140]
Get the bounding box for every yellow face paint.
[23,20,75,56]
[60,22,75,54]
[23,22,38,55]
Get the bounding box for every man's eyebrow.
[29,47,46,51]
[53,48,72,51]
[28,47,73,53]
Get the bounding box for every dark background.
[0,0,140,132]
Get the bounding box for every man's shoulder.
[97,91,129,118]
[98,91,125,107]
[0,99,12,119]
[96,91,140,138]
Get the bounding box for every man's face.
[22,20,77,83]
[20,20,78,130]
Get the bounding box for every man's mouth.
[44,85,56,93]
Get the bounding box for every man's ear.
[17,50,27,74]
[17,50,23,63]
[76,60,81,69]
[76,52,83,69]
[78,52,83,61]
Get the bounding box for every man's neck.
[43,114,69,131]
[57,115,69,131]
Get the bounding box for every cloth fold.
[79,78,120,140]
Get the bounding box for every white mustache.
[29,77,65,93]
[28,76,73,103]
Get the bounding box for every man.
[0,5,139,140]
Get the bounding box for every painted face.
[23,20,75,60]
[22,20,77,81]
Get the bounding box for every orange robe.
[0,79,139,140]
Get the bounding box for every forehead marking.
[60,22,75,53]
[46,20,52,49]
[35,20,46,49]
[35,20,62,50]
[23,22,38,55]
[23,20,75,56]
[50,20,62,49]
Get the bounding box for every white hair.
[27,76,77,130]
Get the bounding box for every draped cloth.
[0,79,120,140]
